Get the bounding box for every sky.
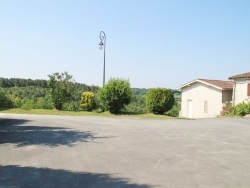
[0,0,249,89]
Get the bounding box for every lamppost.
[99,31,106,87]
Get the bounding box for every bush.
[166,104,180,117]
[146,88,174,114]
[62,101,79,111]
[98,78,132,113]
[35,97,46,109]
[80,92,96,111]
[226,102,250,117]
[21,99,35,110]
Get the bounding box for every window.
[204,101,208,113]
[248,84,250,97]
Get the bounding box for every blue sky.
[0,0,249,89]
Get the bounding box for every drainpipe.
[232,81,236,106]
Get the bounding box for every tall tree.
[48,72,75,110]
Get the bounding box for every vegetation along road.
[1,113,250,187]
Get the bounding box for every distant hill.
[0,77,100,92]
[131,88,180,95]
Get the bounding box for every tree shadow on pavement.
[0,118,106,147]
[0,165,152,188]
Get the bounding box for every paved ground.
[0,113,250,188]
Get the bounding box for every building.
[178,79,233,118]
[229,72,250,105]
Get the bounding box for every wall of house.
[180,82,222,118]
[234,79,250,105]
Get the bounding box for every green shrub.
[80,92,96,111]
[225,102,250,117]
[21,99,35,110]
[146,88,174,114]
[35,97,46,109]
[98,78,132,113]
[44,94,55,109]
[62,102,79,111]
[166,104,180,117]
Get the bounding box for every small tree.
[80,92,96,111]
[98,78,132,113]
[48,72,75,110]
[146,88,174,114]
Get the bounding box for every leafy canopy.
[48,72,75,110]
[146,88,174,114]
[98,78,132,113]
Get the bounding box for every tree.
[0,89,13,108]
[146,88,174,114]
[98,78,132,113]
[48,72,75,110]
[80,92,96,111]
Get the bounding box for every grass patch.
[0,108,174,119]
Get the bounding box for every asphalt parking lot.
[0,113,250,188]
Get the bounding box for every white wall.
[234,79,250,105]
[180,82,222,118]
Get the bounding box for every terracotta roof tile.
[198,79,233,90]
[229,72,250,79]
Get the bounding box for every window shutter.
[248,84,250,96]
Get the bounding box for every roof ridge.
[198,78,232,82]
[178,78,234,90]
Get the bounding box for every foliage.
[0,76,99,111]
[48,72,75,110]
[225,102,250,117]
[80,92,96,111]
[0,77,48,88]
[98,78,132,113]
[124,92,147,113]
[12,97,22,108]
[166,104,180,117]
[0,89,13,108]
[3,86,47,100]
[34,96,54,109]
[166,92,181,117]
[21,99,35,110]
[0,76,180,115]
[146,88,174,114]
[62,102,79,111]
[124,89,180,114]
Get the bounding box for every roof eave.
[229,77,250,80]
[177,79,226,91]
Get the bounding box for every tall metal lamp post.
[99,31,106,87]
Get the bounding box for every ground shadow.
[0,118,106,147]
[0,165,152,188]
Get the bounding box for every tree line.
[0,72,181,116]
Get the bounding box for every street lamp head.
[99,31,106,87]
[99,41,104,50]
